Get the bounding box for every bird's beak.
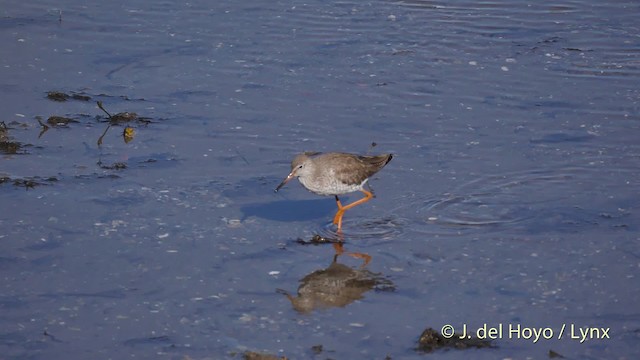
[274,172,294,192]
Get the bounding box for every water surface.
[1,0,639,358]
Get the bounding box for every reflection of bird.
[277,255,394,313]
[275,152,393,231]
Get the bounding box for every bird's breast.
[298,175,366,196]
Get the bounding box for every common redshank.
[274,152,393,231]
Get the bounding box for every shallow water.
[1,0,639,359]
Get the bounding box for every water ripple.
[314,215,408,241]
[390,166,632,236]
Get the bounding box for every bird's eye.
[298,165,303,169]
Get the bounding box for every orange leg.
[332,189,374,231]
[333,196,344,227]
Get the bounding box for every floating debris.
[0,121,7,138]
[242,351,287,360]
[97,160,127,170]
[46,91,70,102]
[416,327,495,353]
[96,101,149,146]
[296,234,341,245]
[0,141,21,154]
[0,176,58,189]
[310,345,323,355]
[123,126,135,143]
[47,116,78,126]
[35,117,50,138]
[0,121,25,154]
[46,91,91,102]
[110,112,139,123]
[97,101,150,124]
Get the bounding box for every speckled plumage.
[280,152,393,196]
[274,151,393,230]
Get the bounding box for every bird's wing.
[329,154,391,186]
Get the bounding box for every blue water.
[1,0,638,358]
